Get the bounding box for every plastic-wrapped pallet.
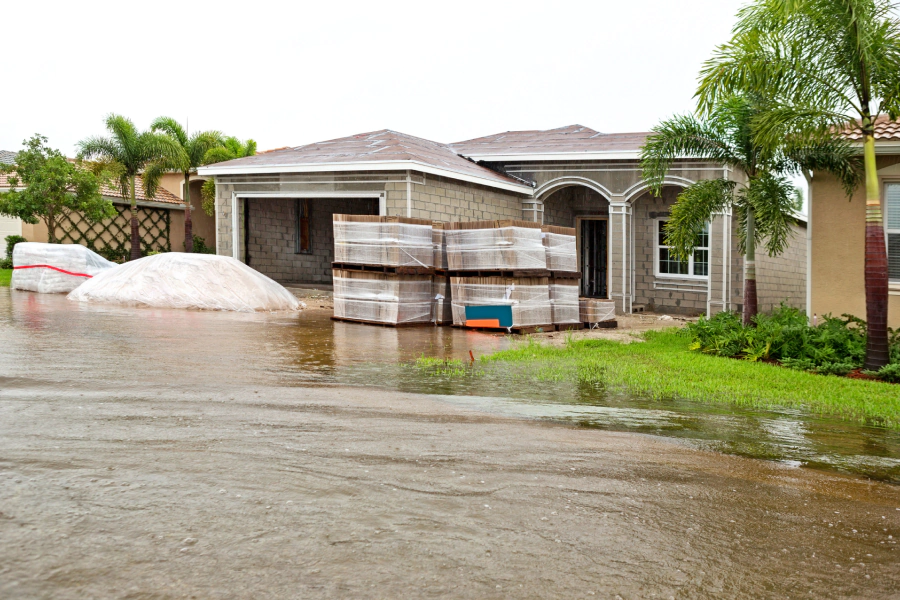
[432,222,448,270]
[333,215,433,268]
[333,269,435,325]
[12,242,117,294]
[541,225,577,273]
[450,276,552,328]
[579,298,617,325]
[549,280,581,325]
[433,275,453,325]
[445,220,547,271]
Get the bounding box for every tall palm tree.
[641,95,860,324]
[145,118,222,253]
[78,115,180,261]
[695,0,900,366]
[200,137,257,217]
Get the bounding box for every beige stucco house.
[199,125,808,316]
[808,116,900,328]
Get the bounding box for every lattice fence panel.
[56,205,171,261]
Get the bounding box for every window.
[656,219,709,278]
[886,182,900,283]
[296,199,310,254]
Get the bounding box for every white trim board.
[199,160,534,195]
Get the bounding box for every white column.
[609,199,632,314]
[231,192,240,261]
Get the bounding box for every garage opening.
[243,197,379,285]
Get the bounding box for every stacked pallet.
[580,298,618,328]
[332,215,437,326]
[541,225,577,273]
[445,220,547,271]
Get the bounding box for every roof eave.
[197,159,534,194]
[458,151,643,162]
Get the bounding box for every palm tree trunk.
[130,174,141,262]
[183,173,193,253]
[743,207,758,326]
[863,134,890,369]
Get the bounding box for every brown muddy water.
[1,288,900,598]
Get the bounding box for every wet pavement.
[1,289,900,598]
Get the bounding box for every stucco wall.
[811,155,900,327]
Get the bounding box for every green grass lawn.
[0,269,10,287]
[483,330,900,428]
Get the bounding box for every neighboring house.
[809,115,900,327]
[0,157,187,256]
[199,125,808,316]
[0,150,22,258]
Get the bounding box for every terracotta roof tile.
[0,165,182,206]
[841,115,900,141]
[449,125,651,157]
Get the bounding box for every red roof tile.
[0,169,182,206]
[841,115,900,141]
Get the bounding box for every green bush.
[685,305,898,382]
[1,235,27,269]
[190,236,215,254]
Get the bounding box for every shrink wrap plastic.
[432,226,448,270]
[333,270,435,324]
[433,275,453,325]
[450,277,552,328]
[445,227,547,270]
[333,222,433,267]
[580,298,617,324]
[543,232,577,272]
[12,242,117,294]
[549,281,581,324]
[68,253,302,312]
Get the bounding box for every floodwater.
[2,288,900,598]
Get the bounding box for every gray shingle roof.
[0,150,17,165]
[449,125,651,159]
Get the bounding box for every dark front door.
[580,219,608,298]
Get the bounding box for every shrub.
[1,235,27,269]
[190,236,215,254]
[685,305,897,382]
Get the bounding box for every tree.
[641,95,860,324]
[145,118,222,253]
[0,135,115,243]
[200,137,257,217]
[695,0,900,367]
[77,115,180,261]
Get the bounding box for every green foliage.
[0,136,116,243]
[0,234,26,268]
[201,137,257,217]
[0,268,10,287]
[483,329,900,428]
[414,356,471,377]
[189,235,215,254]
[685,306,899,381]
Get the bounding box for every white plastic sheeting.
[12,242,117,294]
[432,226,449,270]
[579,298,617,324]
[450,277,552,327]
[543,232,577,272]
[333,221,433,267]
[549,281,581,324]
[68,253,302,312]
[445,227,547,271]
[333,269,435,324]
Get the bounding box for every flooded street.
[2,289,900,598]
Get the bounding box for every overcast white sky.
[3,0,749,154]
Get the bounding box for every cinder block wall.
[385,174,527,221]
[755,222,807,313]
[245,197,377,284]
[542,186,609,226]
[632,190,708,315]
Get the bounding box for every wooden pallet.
[452,323,555,335]
[332,262,435,275]
[555,323,585,332]
[585,320,618,329]
[331,316,440,328]
[443,269,552,278]
[549,271,582,280]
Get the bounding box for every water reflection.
[2,288,899,483]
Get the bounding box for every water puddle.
[2,288,899,483]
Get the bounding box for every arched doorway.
[540,183,611,299]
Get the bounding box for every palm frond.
[665,179,736,261]
[150,117,188,147]
[740,172,799,256]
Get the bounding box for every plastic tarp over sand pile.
[12,242,117,293]
[68,253,302,312]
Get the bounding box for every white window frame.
[885,179,900,284]
[654,218,710,280]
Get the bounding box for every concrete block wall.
[245,197,377,284]
[384,174,527,221]
[755,222,807,313]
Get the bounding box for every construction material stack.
[432,221,453,325]
[445,220,560,332]
[580,298,618,329]
[331,215,436,326]
[541,226,582,330]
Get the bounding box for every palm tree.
[641,95,860,325]
[77,115,180,261]
[695,0,900,367]
[146,118,222,253]
[200,137,257,217]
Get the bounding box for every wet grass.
[0,269,10,287]
[414,356,482,377]
[482,329,900,429]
